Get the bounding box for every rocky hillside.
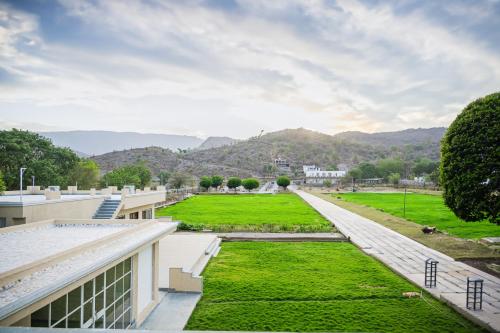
[92,128,445,178]
[198,136,238,150]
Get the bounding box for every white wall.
[137,245,153,314]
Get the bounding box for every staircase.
[93,199,121,219]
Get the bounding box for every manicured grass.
[156,194,332,232]
[337,192,500,239]
[186,242,483,332]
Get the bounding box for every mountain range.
[90,127,446,178]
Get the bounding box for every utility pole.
[20,167,27,203]
[32,175,35,187]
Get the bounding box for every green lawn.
[186,242,483,332]
[337,192,500,239]
[156,194,332,232]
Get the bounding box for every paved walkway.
[139,292,201,330]
[296,190,500,332]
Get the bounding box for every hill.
[92,128,445,178]
[198,136,238,150]
[39,130,204,155]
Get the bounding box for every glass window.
[68,288,81,313]
[31,304,49,327]
[31,257,133,330]
[50,295,67,326]
[67,309,81,328]
[95,273,105,293]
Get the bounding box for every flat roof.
[0,194,116,206]
[0,219,177,320]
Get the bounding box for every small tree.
[276,176,290,190]
[158,171,170,185]
[323,179,332,188]
[227,177,242,192]
[441,92,499,224]
[0,170,6,193]
[211,175,224,190]
[68,159,100,189]
[388,172,400,186]
[169,172,190,189]
[199,176,212,191]
[242,178,260,191]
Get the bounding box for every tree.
[68,159,100,189]
[376,159,405,180]
[358,162,379,179]
[440,92,499,224]
[211,175,224,189]
[199,176,212,191]
[413,158,438,177]
[158,171,170,185]
[276,175,290,190]
[0,171,6,193]
[347,168,362,180]
[387,173,400,186]
[323,179,332,188]
[169,172,191,189]
[0,129,80,190]
[101,163,151,189]
[227,177,242,192]
[242,178,260,191]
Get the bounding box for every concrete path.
[139,292,201,330]
[296,190,500,332]
[217,232,347,242]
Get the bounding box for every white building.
[303,165,347,185]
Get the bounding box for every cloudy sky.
[1,0,499,138]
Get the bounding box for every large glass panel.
[115,314,124,329]
[83,300,93,324]
[116,261,124,279]
[124,258,131,273]
[123,291,131,311]
[105,305,114,328]
[95,273,105,293]
[94,316,104,329]
[115,277,123,299]
[124,308,131,328]
[106,267,115,286]
[50,295,67,326]
[67,309,81,328]
[84,280,93,302]
[31,304,50,327]
[95,291,104,313]
[124,272,131,291]
[67,288,81,314]
[106,284,115,306]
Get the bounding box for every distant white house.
[274,158,291,172]
[303,165,347,185]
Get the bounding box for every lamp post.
[32,175,35,188]
[20,167,27,203]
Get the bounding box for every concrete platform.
[139,291,201,330]
[159,233,221,290]
[217,232,347,242]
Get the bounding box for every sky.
[0,0,499,139]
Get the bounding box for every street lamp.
[20,167,27,203]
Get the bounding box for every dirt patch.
[457,258,500,278]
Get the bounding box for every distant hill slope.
[333,127,446,147]
[40,130,204,155]
[198,136,238,150]
[92,128,445,177]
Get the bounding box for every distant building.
[0,186,167,228]
[274,158,291,172]
[303,165,347,185]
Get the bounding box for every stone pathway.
[295,190,500,332]
[217,232,346,242]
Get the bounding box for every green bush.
[227,177,242,191]
[242,178,260,191]
[441,92,499,224]
[199,176,212,191]
[276,175,291,189]
[211,175,224,189]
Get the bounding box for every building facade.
[303,165,347,185]
[0,218,176,329]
